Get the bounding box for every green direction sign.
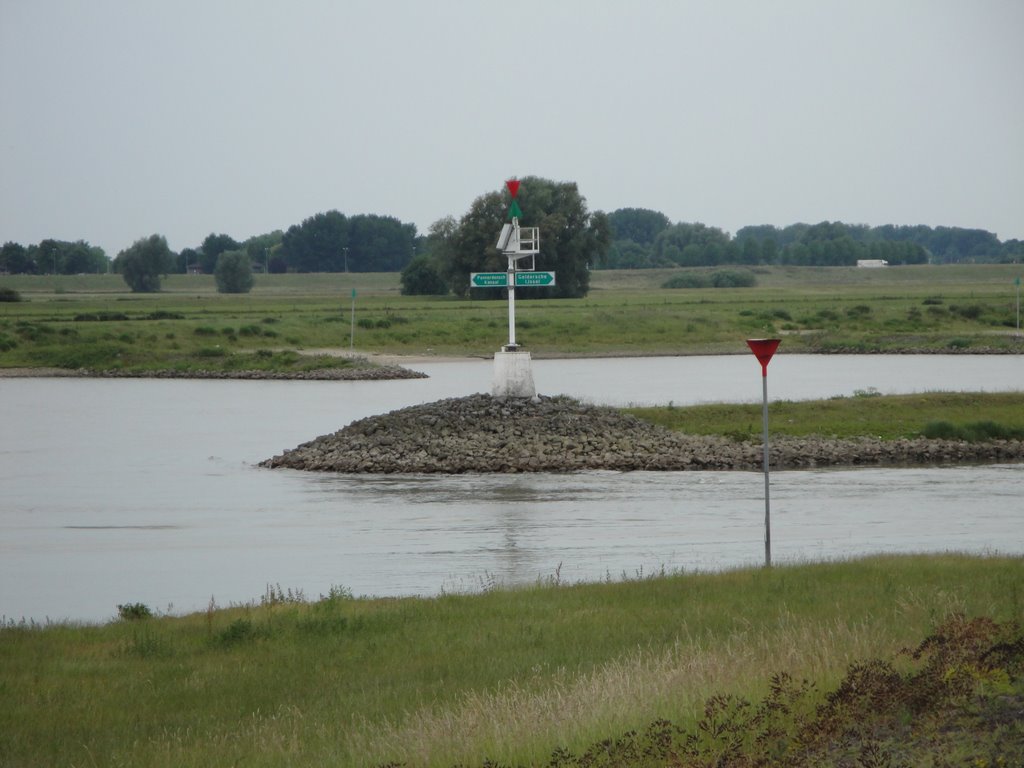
[514,271,555,287]
[470,272,509,288]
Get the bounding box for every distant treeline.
[3,201,1022,277]
[0,212,417,277]
[603,209,1024,269]
[0,239,110,276]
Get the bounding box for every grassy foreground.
[1,265,1022,373]
[2,555,1022,766]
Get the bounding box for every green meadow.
[626,391,1024,442]
[1,264,1022,372]
[2,555,1021,767]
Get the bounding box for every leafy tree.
[243,231,284,274]
[115,235,173,292]
[214,250,254,293]
[606,208,671,246]
[400,255,448,295]
[280,211,348,272]
[441,176,610,298]
[36,239,63,275]
[606,239,661,269]
[422,216,458,261]
[1,242,35,274]
[177,247,201,274]
[652,223,731,267]
[738,237,761,264]
[348,214,417,271]
[200,233,241,274]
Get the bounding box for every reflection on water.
[1,357,1022,623]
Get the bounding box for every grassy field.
[626,391,1024,441]
[1,265,1022,372]
[1,555,1021,767]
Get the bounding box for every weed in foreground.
[431,615,1024,768]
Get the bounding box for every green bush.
[16,323,56,341]
[950,304,983,320]
[662,273,710,289]
[215,618,256,646]
[0,287,23,302]
[400,255,449,295]
[663,270,756,289]
[923,419,1024,441]
[48,342,123,369]
[117,602,153,620]
[709,269,756,288]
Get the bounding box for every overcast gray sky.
[2,0,1022,258]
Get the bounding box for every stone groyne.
[260,394,1024,473]
[0,366,426,380]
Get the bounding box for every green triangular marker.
[508,200,522,219]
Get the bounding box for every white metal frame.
[499,217,541,349]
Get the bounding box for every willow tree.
[441,176,611,298]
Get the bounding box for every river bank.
[0,362,426,380]
[261,393,1024,472]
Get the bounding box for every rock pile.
[81,366,426,380]
[260,394,1024,473]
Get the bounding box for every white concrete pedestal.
[491,348,536,399]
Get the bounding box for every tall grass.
[1,555,1020,766]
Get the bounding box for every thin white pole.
[507,256,516,349]
[761,372,771,567]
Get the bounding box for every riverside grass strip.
[1,555,1021,767]
[1,264,1023,371]
[626,391,1024,441]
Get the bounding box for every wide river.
[2,354,1021,624]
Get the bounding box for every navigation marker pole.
[746,338,781,567]
[474,179,551,399]
[1016,276,1021,335]
[350,287,356,351]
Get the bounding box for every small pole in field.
[350,287,356,351]
[746,338,781,567]
[1015,276,1021,335]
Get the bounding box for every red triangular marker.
[747,338,781,377]
[506,179,520,198]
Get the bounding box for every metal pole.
[350,289,356,351]
[506,255,516,349]
[761,372,771,567]
[1016,277,1020,334]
